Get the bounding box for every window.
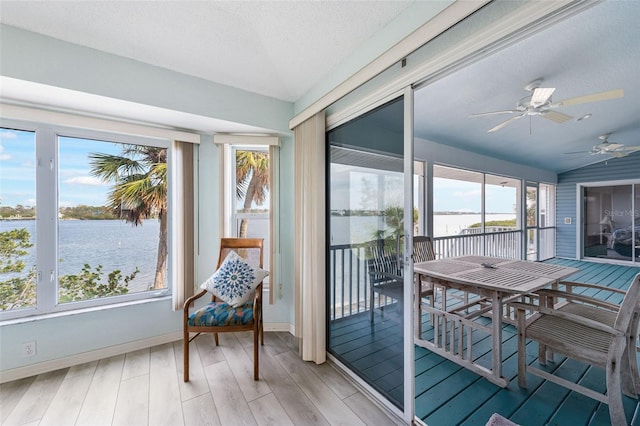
[217,136,279,302]
[232,146,271,293]
[1,123,170,319]
[0,129,37,312]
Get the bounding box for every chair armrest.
[536,289,620,312]
[253,283,263,318]
[559,280,627,295]
[510,301,623,336]
[183,289,208,312]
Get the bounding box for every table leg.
[492,291,503,382]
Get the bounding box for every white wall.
[0,25,296,378]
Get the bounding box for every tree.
[235,150,269,238]
[0,228,135,310]
[89,145,167,289]
[0,228,35,310]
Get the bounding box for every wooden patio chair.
[413,236,436,336]
[183,238,266,381]
[512,273,640,426]
[367,239,403,322]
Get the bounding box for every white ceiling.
[0,0,412,102]
[1,0,639,173]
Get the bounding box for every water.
[0,219,160,292]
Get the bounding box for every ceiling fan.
[565,134,640,158]
[470,78,624,133]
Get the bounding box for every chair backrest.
[217,238,264,269]
[413,236,435,262]
[365,239,400,283]
[614,273,640,333]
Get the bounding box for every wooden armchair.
[511,273,640,426]
[183,238,265,381]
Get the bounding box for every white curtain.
[293,112,326,363]
[171,141,196,311]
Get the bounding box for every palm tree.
[235,150,269,238]
[89,145,167,290]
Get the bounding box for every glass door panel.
[583,185,635,262]
[526,183,538,260]
[327,97,405,409]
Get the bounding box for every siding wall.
[556,154,640,259]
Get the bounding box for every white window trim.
[215,134,280,304]
[0,117,177,321]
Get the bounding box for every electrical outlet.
[22,341,36,357]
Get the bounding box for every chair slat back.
[413,236,435,262]
[217,238,264,269]
[366,239,399,283]
[614,273,640,333]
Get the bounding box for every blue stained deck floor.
[328,259,640,425]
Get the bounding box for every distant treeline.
[1,205,119,220]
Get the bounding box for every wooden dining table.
[413,255,578,387]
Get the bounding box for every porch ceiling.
[413,1,640,174]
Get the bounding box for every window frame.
[1,118,173,321]
[218,138,279,303]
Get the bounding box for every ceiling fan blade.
[610,151,629,158]
[563,151,591,154]
[530,87,555,107]
[554,89,624,107]
[487,114,525,132]
[541,110,573,123]
[469,110,519,117]
[597,142,624,151]
[615,146,640,152]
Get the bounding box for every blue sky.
[1,129,118,208]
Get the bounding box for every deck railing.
[329,229,536,320]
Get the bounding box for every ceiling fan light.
[531,87,555,106]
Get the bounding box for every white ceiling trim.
[213,134,279,146]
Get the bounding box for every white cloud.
[0,130,17,140]
[64,176,108,186]
[0,145,11,161]
[453,189,481,198]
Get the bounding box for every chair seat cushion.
[188,301,254,327]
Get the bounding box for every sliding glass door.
[327,97,406,410]
[583,183,638,263]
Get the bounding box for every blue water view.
[1,219,160,293]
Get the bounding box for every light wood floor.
[1,332,401,426]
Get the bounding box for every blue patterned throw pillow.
[201,251,268,307]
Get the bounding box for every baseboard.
[263,322,292,332]
[1,322,294,383]
[0,331,182,384]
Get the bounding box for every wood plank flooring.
[1,332,400,426]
